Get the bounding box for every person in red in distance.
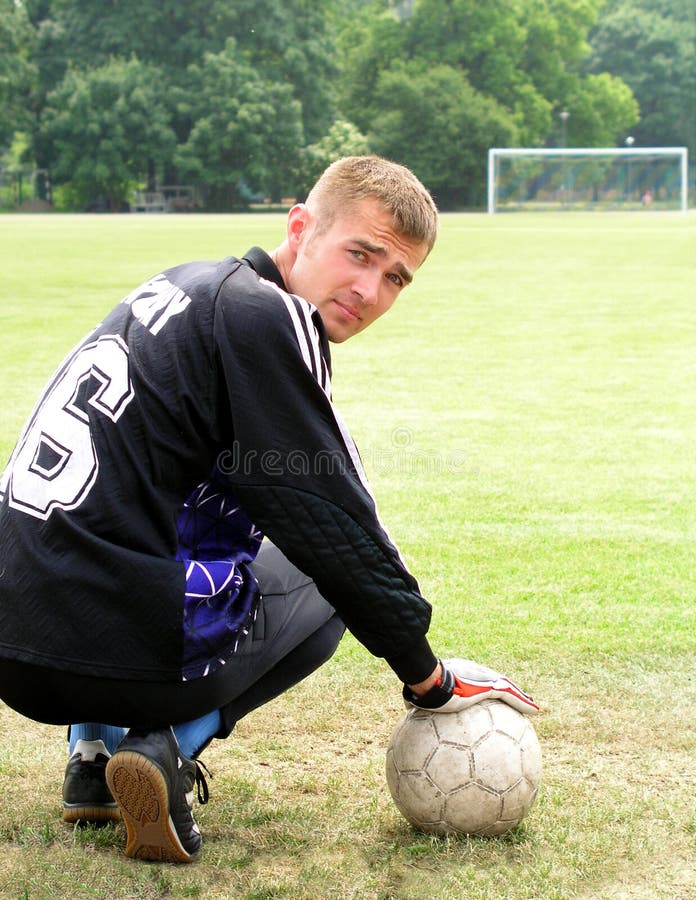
[0,156,538,864]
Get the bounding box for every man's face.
[283,198,429,343]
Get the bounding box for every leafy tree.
[26,0,338,203]
[37,57,176,209]
[0,0,37,151]
[402,0,636,147]
[518,0,604,96]
[18,0,654,209]
[564,72,640,146]
[586,0,696,153]
[26,0,338,146]
[398,0,597,144]
[514,0,604,142]
[26,0,234,75]
[405,0,529,101]
[298,119,370,196]
[226,0,339,143]
[335,2,405,132]
[175,39,304,208]
[337,0,638,205]
[369,63,517,208]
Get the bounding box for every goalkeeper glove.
[403,658,540,716]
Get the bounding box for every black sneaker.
[105,727,208,863]
[62,739,120,824]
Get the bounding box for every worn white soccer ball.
[385,699,542,836]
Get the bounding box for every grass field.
[0,211,694,899]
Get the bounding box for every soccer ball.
[385,700,542,836]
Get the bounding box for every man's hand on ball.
[404,658,540,716]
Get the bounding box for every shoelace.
[194,758,211,805]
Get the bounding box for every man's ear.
[286,203,311,254]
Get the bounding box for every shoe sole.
[105,750,198,863]
[62,803,120,824]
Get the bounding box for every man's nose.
[353,269,381,306]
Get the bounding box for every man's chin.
[327,329,352,344]
[329,318,365,343]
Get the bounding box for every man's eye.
[387,273,403,287]
[350,249,366,261]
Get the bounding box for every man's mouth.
[334,299,361,321]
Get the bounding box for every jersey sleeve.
[212,271,437,685]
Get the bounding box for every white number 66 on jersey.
[0,334,134,520]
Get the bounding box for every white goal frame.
[487,146,689,214]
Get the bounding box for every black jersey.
[0,249,435,685]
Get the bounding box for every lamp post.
[559,110,570,148]
[625,136,634,202]
[559,111,570,205]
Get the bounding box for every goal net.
[488,147,688,213]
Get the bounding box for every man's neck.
[269,242,292,292]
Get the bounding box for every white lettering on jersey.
[122,274,191,335]
[1,335,134,520]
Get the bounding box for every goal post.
[487,147,688,213]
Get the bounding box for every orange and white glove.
[403,658,540,716]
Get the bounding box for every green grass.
[0,211,694,899]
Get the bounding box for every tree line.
[1,0,693,211]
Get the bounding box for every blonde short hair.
[306,156,439,254]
